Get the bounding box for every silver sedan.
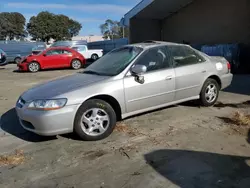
[16,41,233,141]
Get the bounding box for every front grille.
[21,120,35,130]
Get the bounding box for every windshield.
[83,46,143,76]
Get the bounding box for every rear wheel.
[91,54,98,61]
[71,59,82,70]
[28,62,40,73]
[74,99,117,141]
[14,57,21,64]
[200,78,219,106]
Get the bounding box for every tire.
[200,78,219,106]
[71,59,82,70]
[74,99,117,141]
[14,57,21,64]
[28,62,40,73]
[91,54,98,61]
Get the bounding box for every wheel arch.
[207,75,222,89]
[28,60,41,69]
[91,53,98,58]
[199,75,222,94]
[85,94,122,121]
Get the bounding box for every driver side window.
[135,46,171,72]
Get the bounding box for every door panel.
[124,69,175,113]
[43,49,63,68]
[174,62,210,100]
[168,45,210,100]
[61,50,73,67]
[123,46,175,113]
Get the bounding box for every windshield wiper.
[83,70,103,75]
[82,70,114,76]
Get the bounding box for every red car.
[18,47,86,72]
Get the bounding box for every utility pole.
[123,26,125,38]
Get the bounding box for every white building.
[72,35,105,43]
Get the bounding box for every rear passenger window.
[135,46,172,72]
[168,46,205,67]
[62,50,72,55]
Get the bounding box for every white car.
[72,45,103,61]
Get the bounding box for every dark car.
[0,41,46,64]
[0,49,7,66]
[17,47,86,72]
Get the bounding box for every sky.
[1,0,141,36]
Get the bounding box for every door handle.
[165,76,173,80]
[201,70,206,73]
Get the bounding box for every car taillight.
[227,62,231,73]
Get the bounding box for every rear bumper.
[221,73,233,90]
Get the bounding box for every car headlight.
[27,99,67,110]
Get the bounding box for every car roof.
[126,40,190,49]
[46,46,73,51]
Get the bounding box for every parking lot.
[0,64,250,188]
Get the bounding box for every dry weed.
[0,149,25,166]
[232,111,250,126]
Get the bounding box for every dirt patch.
[0,149,26,166]
[115,122,138,136]
[82,150,107,160]
[219,111,250,135]
[115,122,163,145]
[222,111,250,126]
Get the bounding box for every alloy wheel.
[205,83,217,103]
[29,63,39,72]
[80,108,110,136]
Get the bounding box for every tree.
[0,12,26,40]
[27,11,82,43]
[68,19,82,38]
[27,12,55,42]
[100,19,129,40]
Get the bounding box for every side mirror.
[131,64,147,75]
[43,54,46,57]
[130,65,147,84]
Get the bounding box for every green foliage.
[100,19,129,40]
[27,11,82,43]
[0,12,26,40]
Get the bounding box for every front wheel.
[74,99,117,141]
[200,78,219,106]
[28,62,40,72]
[14,57,22,64]
[91,54,98,61]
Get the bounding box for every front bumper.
[17,63,28,71]
[15,104,80,136]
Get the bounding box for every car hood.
[21,73,110,101]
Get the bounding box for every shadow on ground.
[0,108,56,142]
[214,100,250,109]
[145,149,250,188]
